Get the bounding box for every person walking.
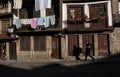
[85,43,94,62]
[72,45,82,60]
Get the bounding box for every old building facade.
[110,0,120,55]
[0,0,119,61]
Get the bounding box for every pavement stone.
[0,60,92,69]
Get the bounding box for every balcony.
[0,36,18,42]
[14,18,62,35]
[65,15,113,33]
[0,26,19,42]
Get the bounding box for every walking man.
[85,42,94,62]
[73,45,82,60]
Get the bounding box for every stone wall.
[110,0,120,55]
[112,0,119,14]
[110,28,120,55]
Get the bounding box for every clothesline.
[13,15,55,29]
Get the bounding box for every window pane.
[20,36,31,51]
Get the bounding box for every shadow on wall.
[1,53,120,77]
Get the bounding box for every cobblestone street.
[0,54,120,77]
[0,60,92,69]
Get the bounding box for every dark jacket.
[85,44,92,55]
[73,46,82,56]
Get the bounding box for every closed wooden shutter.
[20,36,31,51]
[34,36,46,51]
[98,34,109,56]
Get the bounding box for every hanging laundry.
[35,0,40,11]
[37,17,45,26]
[21,19,30,25]
[13,0,22,9]
[49,15,55,25]
[13,19,16,25]
[45,0,52,9]
[35,0,51,11]
[44,16,50,28]
[84,4,90,18]
[8,1,12,12]
[84,22,90,28]
[15,19,22,29]
[30,18,38,29]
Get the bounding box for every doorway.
[9,42,17,60]
[51,36,61,59]
[98,34,110,56]
[82,35,94,56]
[68,35,79,56]
[0,43,6,60]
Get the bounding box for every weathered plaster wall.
[110,28,120,55]
[112,0,119,14]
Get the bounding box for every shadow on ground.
[1,54,120,77]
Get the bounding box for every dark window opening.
[98,5,106,16]
[34,36,46,51]
[46,0,60,28]
[20,36,31,51]
[19,0,40,19]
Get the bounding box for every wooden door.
[9,42,17,60]
[98,34,109,56]
[82,35,94,56]
[68,35,79,56]
[51,36,61,59]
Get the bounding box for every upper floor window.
[0,1,12,14]
[13,0,60,30]
[98,5,106,17]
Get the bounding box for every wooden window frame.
[34,36,46,51]
[20,36,31,51]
